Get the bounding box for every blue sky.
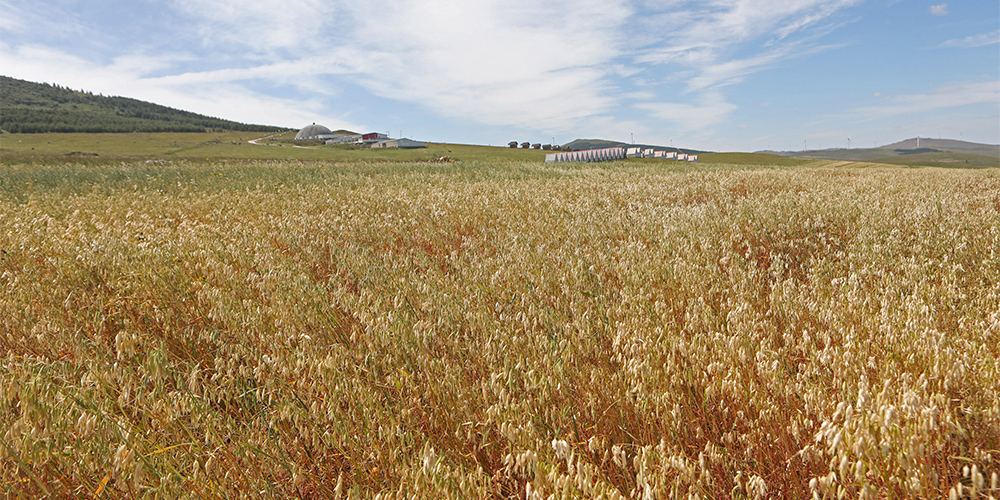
[2,0,997,151]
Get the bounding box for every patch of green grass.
[697,152,812,166]
[0,131,258,159]
[869,152,1000,169]
[0,132,556,163]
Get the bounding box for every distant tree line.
[0,76,287,134]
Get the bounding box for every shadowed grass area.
[2,158,999,498]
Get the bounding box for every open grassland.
[791,150,999,169]
[869,152,1000,170]
[5,132,831,167]
[694,153,811,167]
[2,159,999,499]
[0,132,551,163]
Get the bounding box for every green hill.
[776,137,999,166]
[879,138,999,158]
[869,151,999,169]
[0,76,288,134]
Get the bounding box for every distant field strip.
[2,160,998,498]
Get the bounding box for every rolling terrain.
[769,137,1000,168]
[0,76,286,134]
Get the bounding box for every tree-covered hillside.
[0,76,288,134]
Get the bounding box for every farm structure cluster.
[295,123,426,149]
[545,146,698,163]
[508,141,562,150]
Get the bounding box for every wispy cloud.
[845,81,999,119]
[0,0,90,41]
[929,3,948,16]
[0,43,364,130]
[1,0,868,138]
[635,91,737,130]
[0,0,28,32]
[330,0,631,132]
[942,30,1000,48]
[631,0,859,130]
[636,0,859,63]
[170,0,340,52]
[161,0,631,132]
[144,0,865,134]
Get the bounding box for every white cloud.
[0,42,364,130]
[637,0,859,64]
[156,0,633,133]
[942,30,1000,48]
[327,0,632,132]
[159,0,859,135]
[0,0,28,32]
[629,1,859,135]
[929,3,948,16]
[0,0,90,40]
[684,45,804,92]
[1,0,877,145]
[846,80,999,119]
[635,91,737,131]
[171,0,339,51]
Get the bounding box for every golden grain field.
[2,159,998,499]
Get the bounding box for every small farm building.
[361,132,389,143]
[325,134,362,144]
[371,138,426,149]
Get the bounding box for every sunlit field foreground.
[2,159,999,499]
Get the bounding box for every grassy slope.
[0,75,285,133]
[789,138,999,165]
[697,152,811,166]
[2,132,822,166]
[869,151,1000,169]
[880,138,1000,157]
[4,132,998,170]
[794,148,1000,167]
[0,132,551,163]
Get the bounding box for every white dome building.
[295,123,333,140]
